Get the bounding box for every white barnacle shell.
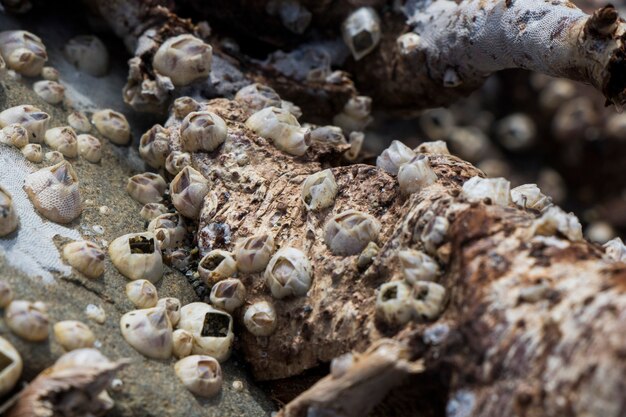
[140,203,168,221]
[178,303,234,362]
[139,124,169,169]
[510,184,552,211]
[33,80,65,104]
[172,329,193,358]
[604,237,626,262]
[0,336,22,396]
[170,166,210,219]
[376,140,416,175]
[209,278,246,313]
[68,111,92,133]
[461,176,511,206]
[0,186,18,237]
[148,212,187,249]
[165,151,191,175]
[127,172,167,204]
[45,150,64,163]
[0,30,47,76]
[421,215,449,254]
[411,281,446,321]
[24,161,82,223]
[53,320,95,351]
[0,105,50,143]
[245,106,311,156]
[21,143,43,162]
[198,249,237,285]
[62,240,105,279]
[5,300,49,342]
[415,140,450,155]
[85,304,106,324]
[324,209,381,256]
[44,126,78,158]
[396,32,422,55]
[446,127,489,162]
[301,169,338,211]
[125,280,158,308]
[0,281,14,308]
[64,35,109,76]
[92,109,130,145]
[376,281,414,326]
[172,97,201,119]
[175,355,222,398]
[398,249,439,284]
[179,111,227,152]
[243,300,277,336]
[495,113,536,151]
[265,247,313,299]
[235,83,282,112]
[344,131,364,161]
[77,134,102,163]
[120,307,172,359]
[531,206,583,242]
[234,233,275,273]
[108,232,163,282]
[397,155,438,194]
[1,123,28,148]
[309,125,346,146]
[156,297,181,327]
[341,7,381,61]
[41,66,59,81]
[152,34,212,86]
[333,96,373,133]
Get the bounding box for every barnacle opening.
[250,311,273,327]
[272,258,295,285]
[201,312,231,338]
[129,236,155,254]
[0,350,13,373]
[201,253,225,271]
[382,285,398,302]
[198,359,219,378]
[214,281,238,298]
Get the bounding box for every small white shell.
[396,32,422,55]
[165,151,191,175]
[120,307,172,359]
[341,7,381,60]
[333,96,373,133]
[461,176,511,206]
[265,247,312,299]
[45,150,64,163]
[0,30,47,76]
[243,300,277,336]
[0,336,22,397]
[172,329,194,358]
[24,161,82,223]
[125,280,158,308]
[376,140,416,175]
[198,250,237,286]
[604,237,626,262]
[179,111,228,152]
[235,83,282,112]
[495,113,536,151]
[174,355,222,398]
[209,278,246,313]
[62,240,105,279]
[127,172,167,204]
[398,249,439,284]
[64,35,109,76]
[44,126,78,158]
[324,210,381,256]
[0,186,18,237]
[301,169,338,211]
[531,206,583,242]
[77,134,102,163]
[92,109,130,145]
[245,106,311,156]
[415,140,450,155]
[0,105,50,143]
[173,97,201,119]
[41,66,59,81]
[421,215,449,255]
[178,303,234,362]
[68,111,92,133]
[156,297,181,327]
[234,233,275,273]
[139,124,169,169]
[53,320,96,351]
[170,166,209,219]
[1,123,28,148]
[21,143,43,163]
[0,281,14,308]
[33,80,65,104]
[309,125,346,146]
[5,300,49,342]
[412,281,446,320]
[397,155,438,194]
[148,212,187,249]
[344,131,364,161]
[108,232,163,282]
[139,203,168,221]
[152,34,212,86]
[376,281,414,326]
[510,184,551,211]
[85,303,106,324]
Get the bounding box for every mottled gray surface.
[0,12,274,417]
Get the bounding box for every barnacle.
[0,336,22,396]
[24,161,82,223]
[0,281,14,308]
[33,80,65,104]
[376,140,416,176]
[243,300,277,337]
[0,30,47,76]
[235,83,282,112]
[396,32,422,55]
[301,169,338,211]
[341,7,381,61]
[397,155,438,195]
[125,279,158,308]
[510,184,552,211]
[0,186,18,237]
[139,124,169,168]
[64,35,109,76]
[175,355,222,398]
[108,232,163,282]
[44,126,78,158]
[234,233,275,273]
[62,240,105,279]
[0,105,50,143]
[148,212,187,249]
[5,300,49,342]
[127,172,167,204]
[53,320,96,351]
[178,303,234,362]
[324,210,381,256]
[495,113,536,151]
[120,307,172,359]
[156,297,181,327]
[411,281,447,321]
[67,111,92,133]
[41,66,59,81]
[333,96,373,133]
[1,123,28,148]
[172,96,201,119]
[375,281,414,326]
[172,329,194,359]
[165,151,191,175]
[265,247,313,299]
[415,140,450,155]
[531,206,583,242]
[604,237,626,262]
[462,176,511,206]
[398,249,440,284]
[92,109,130,145]
[209,278,246,313]
[245,106,311,156]
[179,111,228,152]
[170,166,210,219]
[152,34,212,86]
[140,203,168,221]
[77,134,102,163]
[198,249,237,285]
